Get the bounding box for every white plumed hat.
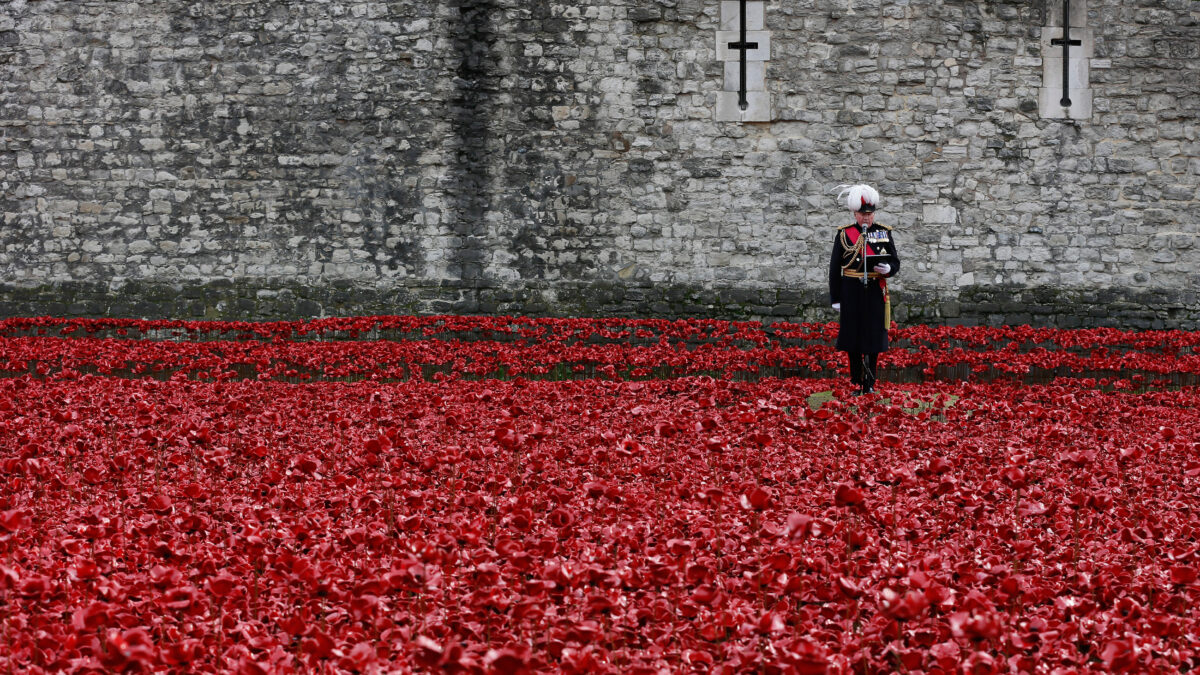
[834,184,880,213]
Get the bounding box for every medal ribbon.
[845,225,877,256]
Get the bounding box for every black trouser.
[848,352,878,389]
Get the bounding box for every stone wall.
[1,0,1198,328]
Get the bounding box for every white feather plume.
[831,184,880,212]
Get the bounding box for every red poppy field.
[1,317,1198,673]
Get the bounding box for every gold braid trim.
[839,229,864,273]
[842,269,886,280]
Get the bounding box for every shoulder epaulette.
[875,224,893,231]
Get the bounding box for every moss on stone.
[0,280,1196,328]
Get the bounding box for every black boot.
[850,352,877,395]
[847,352,864,391]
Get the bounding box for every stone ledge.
[1,281,1195,330]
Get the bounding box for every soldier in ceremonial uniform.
[829,184,900,395]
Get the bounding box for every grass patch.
[806,388,964,421]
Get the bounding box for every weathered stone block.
[715,91,771,122]
[720,2,765,31]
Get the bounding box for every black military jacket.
[829,223,900,353]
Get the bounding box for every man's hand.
[832,303,841,311]
[873,263,891,275]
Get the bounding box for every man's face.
[854,210,875,227]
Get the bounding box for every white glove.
[872,263,891,275]
[832,303,841,311]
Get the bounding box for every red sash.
[845,225,876,256]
